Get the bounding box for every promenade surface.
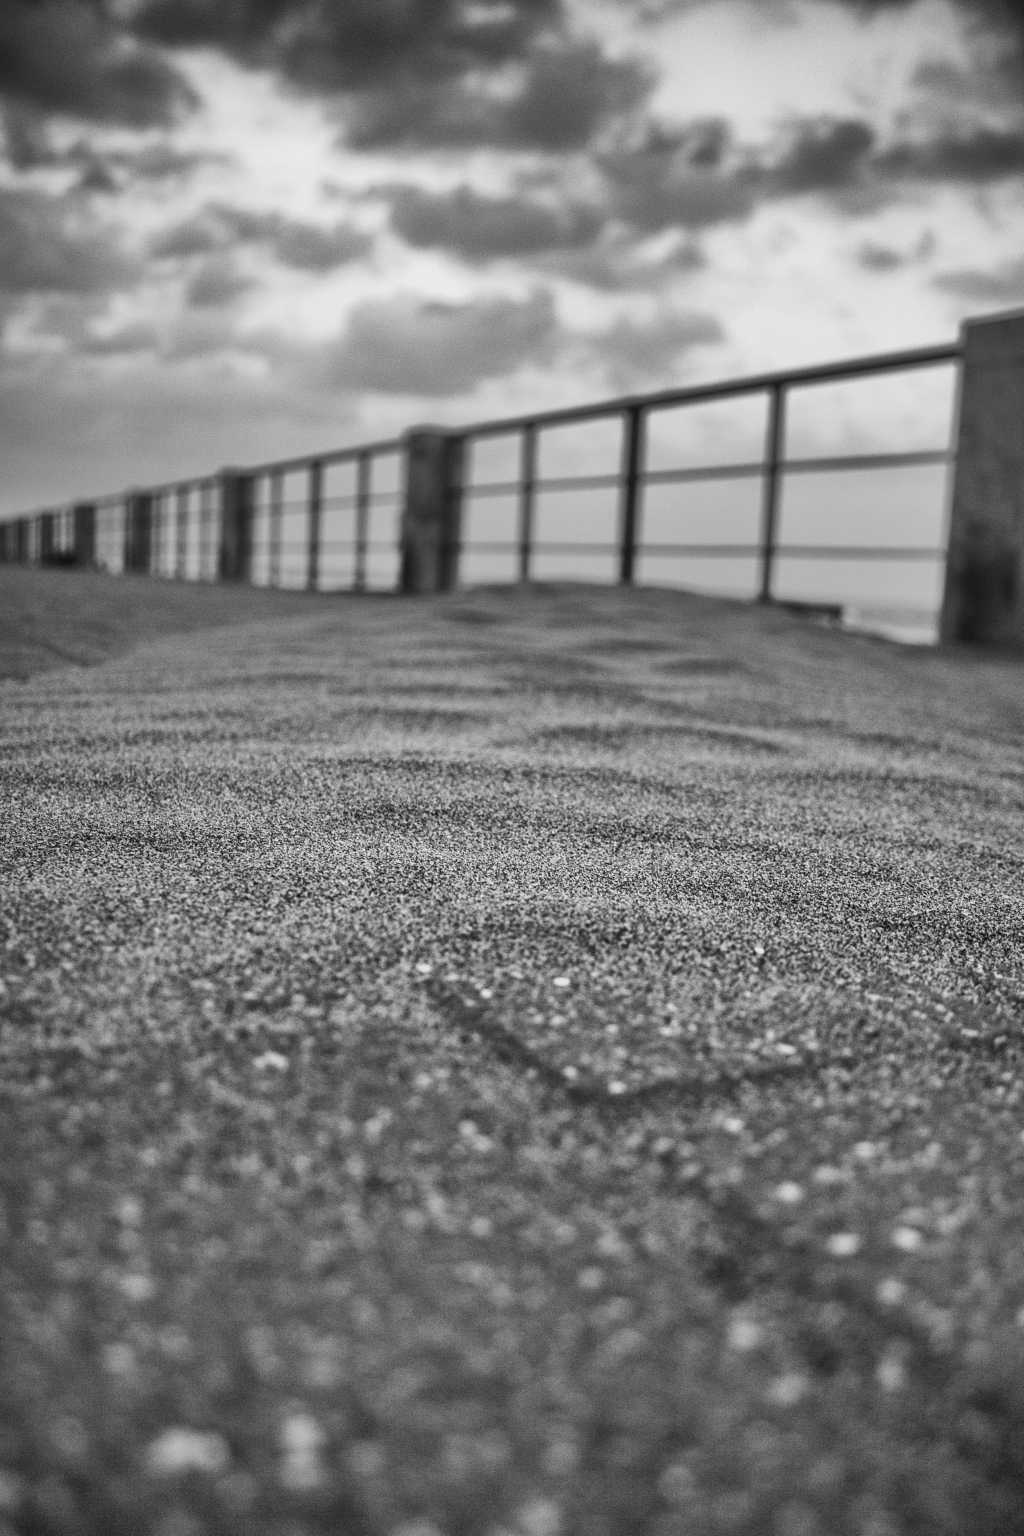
[1,566,1023,1536]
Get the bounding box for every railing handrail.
[0,339,960,525]
[456,340,961,442]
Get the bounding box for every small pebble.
[767,1371,810,1407]
[774,1181,805,1205]
[253,1051,288,1073]
[552,976,571,989]
[825,1232,861,1258]
[509,1494,563,1536]
[891,1226,923,1253]
[120,1272,155,1303]
[876,1277,907,1307]
[145,1428,230,1477]
[726,1315,763,1352]
[876,1349,906,1392]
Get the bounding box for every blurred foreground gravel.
[1,568,1023,1536]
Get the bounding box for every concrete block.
[400,428,464,593]
[125,491,154,573]
[940,309,1024,646]
[38,512,56,563]
[73,503,97,567]
[218,468,253,582]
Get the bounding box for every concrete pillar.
[124,491,153,573]
[38,512,56,563]
[400,428,464,594]
[218,467,253,582]
[15,518,30,563]
[73,503,97,567]
[940,308,1024,646]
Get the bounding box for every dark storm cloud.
[130,0,651,151]
[131,0,562,84]
[185,257,253,308]
[542,236,706,292]
[385,184,604,262]
[210,205,374,270]
[598,121,758,232]
[875,125,1024,183]
[0,189,138,294]
[117,143,230,181]
[1,106,59,170]
[585,307,724,390]
[855,241,906,271]
[343,39,652,152]
[933,255,1024,303]
[80,321,161,356]
[150,213,224,260]
[767,117,875,195]
[150,204,373,271]
[598,104,1024,239]
[597,114,880,235]
[854,231,938,270]
[318,288,559,395]
[0,0,197,127]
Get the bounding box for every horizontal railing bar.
[643,462,765,486]
[637,543,762,557]
[252,494,399,514]
[526,473,624,495]
[461,447,953,504]
[464,480,527,498]
[783,449,951,474]
[508,542,619,555]
[770,545,944,560]
[461,342,960,441]
[248,439,403,477]
[451,541,944,561]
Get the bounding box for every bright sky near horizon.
[1,0,1022,522]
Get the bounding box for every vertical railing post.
[176,486,189,580]
[124,491,153,574]
[199,480,213,580]
[354,452,370,592]
[218,468,254,582]
[941,308,1024,645]
[268,469,283,589]
[618,405,645,586]
[759,382,786,603]
[400,428,464,593]
[518,423,537,584]
[73,503,96,568]
[39,512,56,564]
[307,459,322,593]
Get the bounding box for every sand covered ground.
[1,567,1023,1536]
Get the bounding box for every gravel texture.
[1,568,1023,1536]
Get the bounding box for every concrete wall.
[218,469,254,582]
[941,309,1024,646]
[124,492,154,574]
[400,428,464,594]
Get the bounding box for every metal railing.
[456,341,959,609]
[0,339,962,619]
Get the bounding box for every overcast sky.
[1,0,1022,518]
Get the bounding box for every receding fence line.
[5,309,1024,646]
